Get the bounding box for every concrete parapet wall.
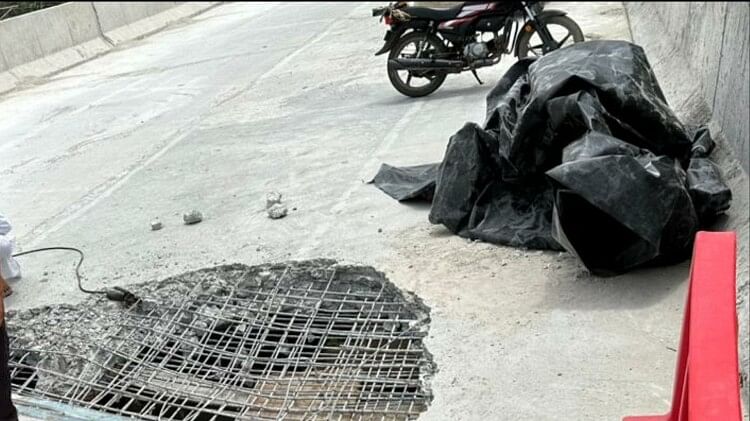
[626,2,749,173]
[0,1,219,94]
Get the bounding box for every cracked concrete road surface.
[1,2,685,420]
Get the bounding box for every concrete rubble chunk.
[151,219,163,231]
[183,210,203,225]
[267,204,288,219]
[266,191,283,209]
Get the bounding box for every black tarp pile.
[372,40,732,276]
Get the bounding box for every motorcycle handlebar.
[372,2,407,18]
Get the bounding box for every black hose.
[11,247,105,296]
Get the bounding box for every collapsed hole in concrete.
[7,260,435,420]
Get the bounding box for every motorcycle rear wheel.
[387,32,447,98]
[517,15,584,59]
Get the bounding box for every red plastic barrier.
[624,231,741,421]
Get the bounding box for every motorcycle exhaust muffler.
[388,58,496,73]
[388,58,464,73]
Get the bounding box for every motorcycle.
[372,1,584,97]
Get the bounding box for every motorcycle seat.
[402,4,464,21]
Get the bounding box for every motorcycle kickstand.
[470,68,484,85]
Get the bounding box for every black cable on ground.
[12,247,104,295]
[11,248,139,305]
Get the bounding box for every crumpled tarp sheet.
[370,163,439,202]
[372,40,732,276]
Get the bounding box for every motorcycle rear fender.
[514,9,568,57]
[374,21,431,56]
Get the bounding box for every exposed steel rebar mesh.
[7,261,434,420]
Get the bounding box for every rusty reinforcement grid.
[7,261,434,420]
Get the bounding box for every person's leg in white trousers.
[0,215,20,297]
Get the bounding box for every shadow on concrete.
[400,201,432,212]
[371,83,492,107]
[540,259,690,311]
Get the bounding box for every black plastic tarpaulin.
[372,40,731,276]
[370,163,439,202]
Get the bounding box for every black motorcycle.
[372,1,584,97]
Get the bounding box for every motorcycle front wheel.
[516,15,584,59]
[387,32,447,97]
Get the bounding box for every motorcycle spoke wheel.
[525,24,576,53]
[528,43,544,57]
[387,32,447,97]
[517,15,584,59]
[557,33,573,48]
